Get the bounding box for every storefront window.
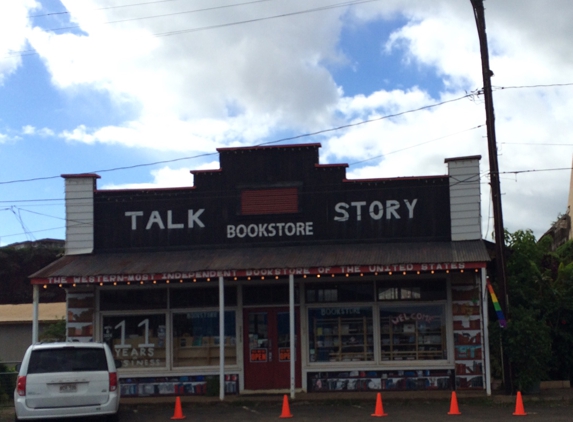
[306,282,374,303]
[308,307,373,363]
[170,286,237,308]
[377,280,446,301]
[172,311,236,367]
[100,288,167,310]
[243,284,299,305]
[380,305,446,361]
[102,314,166,369]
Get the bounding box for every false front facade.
[32,143,491,397]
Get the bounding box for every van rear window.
[28,348,108,374]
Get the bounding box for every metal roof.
[31,241,490,282]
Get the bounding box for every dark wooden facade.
[94,144,451,251]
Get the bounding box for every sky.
[1,0,572,247]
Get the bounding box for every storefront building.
[31,143,491,398]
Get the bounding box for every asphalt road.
[2,398,573,422]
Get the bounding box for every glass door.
[243,307,300,390]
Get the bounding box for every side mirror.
[15,363,21,372]
[114,360,122,368]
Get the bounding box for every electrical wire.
[2,170,487,241]
[30,0,197,18]
[501,142,573,146]
[349,125,483,166]
[153,0,383,38]
[499,167,573,176]
[493,83,573,91]
[45,0,278,32]
[0,92,475,186]
[8,0,382,59]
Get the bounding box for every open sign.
[279,348,290,362]
[250,348,268,362]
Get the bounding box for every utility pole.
[469,0,512,393]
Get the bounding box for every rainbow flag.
[486,278,507,328]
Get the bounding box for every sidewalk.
[120,386,573,406]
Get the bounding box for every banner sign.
[33,262,485,284]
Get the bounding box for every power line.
[30,0,195,18]
[0,225,65,239]
[499,167,573,175]
[2,171,485,240]
[493,82,573,91]
[153,0,382,37]
[0,199,63,204]
[501,142,573,146]
[0,161,562,241]
[349,125,483,166]
[19,1,378,44]
[8,0,381,59]
[0,92,474,186]
[44,0,277,32]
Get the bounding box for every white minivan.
[14,342,120,421]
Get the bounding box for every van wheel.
[107,412,120,422]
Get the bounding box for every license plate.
[59,383,77,393]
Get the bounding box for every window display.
[306,282,373,303]
[308,307,374,363]
[102,314,167,368]
[380,305,446,361]
[248,312,268,362]
[172,311,236,367]
[100,289,167,310]
[171,286,237,308]
[377,280,447,301]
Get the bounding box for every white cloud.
[22,125,55,137]
[0,1,38,85]
[101,162,219,190]
[27,0,345,138]
[4,0,573,242]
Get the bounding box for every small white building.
[0,302,66,363]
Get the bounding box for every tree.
[0,243,65,304]
[490,230,573,391]
[39,318,67,342]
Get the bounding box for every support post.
[481,268,492,396]
[289,274,295,399]
[219,276,225,401]
[32,284,39,344]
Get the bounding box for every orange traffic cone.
[171,396,186,420]
[513,391,527,416]
[447,391,461,415]
[279,394,293,418]
[371,392,388,417]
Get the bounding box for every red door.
[243,307,301,390]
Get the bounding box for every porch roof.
[31,240,490,285]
